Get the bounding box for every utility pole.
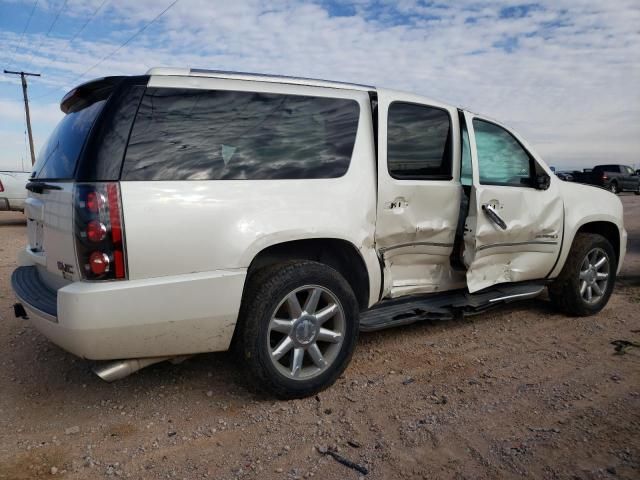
[4,70,40,166]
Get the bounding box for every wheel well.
[576,221,620,265]
[248,239,370,309]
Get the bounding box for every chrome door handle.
[482,204,507,230]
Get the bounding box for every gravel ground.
[0,195,638,480]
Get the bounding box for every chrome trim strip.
[488,287,545,303]
[189,68,375,91]
[380,241,454,253]
[477,240,558,252]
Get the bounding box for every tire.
[609,182,619,194]
[236,261,359,399]
[634,185,640,195]
[549,233,616,316]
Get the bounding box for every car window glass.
[387,102,452,180]
[473,119,532,186]
[460,117,472,186]
[122,88,360,180]
[32,100,106,180]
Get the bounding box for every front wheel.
[549,233,616,316]
[236,261,359,399]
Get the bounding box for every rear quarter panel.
[120,77,380,305]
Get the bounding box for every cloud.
[0,0,638,171]
[0,98,62,124]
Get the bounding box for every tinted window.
[122,88,360,180]
[473,119,532,186]
[387,102,451,179]
[595,165,619,173]
[32,100,106,180]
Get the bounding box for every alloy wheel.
[267,285,345,380]
[579,247,610,304]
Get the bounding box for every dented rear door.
[462,111,564,292]
[374,89,465,298]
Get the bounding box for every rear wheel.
[236,261,359,399]
[549,233,616,316]
[609,182,619,194]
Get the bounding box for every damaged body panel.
[11,68,627,392]
[375,89,466,298]
[460,111,564,292]
[464,183,564,291]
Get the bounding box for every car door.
[462,111,564,292]
[622,165,637,190]
[374,90,465,298]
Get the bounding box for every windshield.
[32,99,106,180]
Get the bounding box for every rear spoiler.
[60,76,127,114]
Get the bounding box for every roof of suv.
[146,67,375,92]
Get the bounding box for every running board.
[359,282,545,332]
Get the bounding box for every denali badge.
[56,261,74,274]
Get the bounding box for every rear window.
[121,88,360,181]
[387,102,452,180]
[32,100,106,180]
[594,165,620,173]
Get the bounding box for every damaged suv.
[12,68,627,398]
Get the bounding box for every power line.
[22,0,69,72]
[6,0,39,70]
[38,0,109,78]
[76,0,178,82]
[34,0,178,102]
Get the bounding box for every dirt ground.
[0,195,638,480]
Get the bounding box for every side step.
[359,282,545,332]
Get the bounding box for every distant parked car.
[0,171,31,212]
[554,171,574,182]
[572,164,640,194]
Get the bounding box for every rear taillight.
[74,183,127,280]
[0,179,4,192]
[602,174,608,180]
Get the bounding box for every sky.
[0,0,638,172]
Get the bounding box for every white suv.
[12,68,627,398]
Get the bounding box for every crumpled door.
[462,111,564,292]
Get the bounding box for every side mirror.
[536,173,551,190]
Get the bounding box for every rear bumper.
[11,266,246,360]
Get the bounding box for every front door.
[462,111,564,292]
[374,91,465,298]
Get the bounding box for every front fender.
[550,182,625,278]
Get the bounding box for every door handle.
[482,204,507,230]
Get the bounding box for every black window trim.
[386,100,454,182]
[472,117,542,189]
[30,76,150,182]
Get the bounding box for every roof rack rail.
[145,67,374,91]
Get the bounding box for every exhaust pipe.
[93,355,190,382]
